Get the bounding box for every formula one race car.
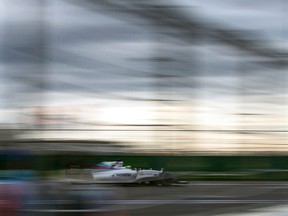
[86,161,175,186]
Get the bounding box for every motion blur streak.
[0,0,287,154]
[0,0,288,215]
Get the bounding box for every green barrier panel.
[3,154,288,180]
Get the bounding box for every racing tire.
[160,172,174,186]
[149,180,161,186]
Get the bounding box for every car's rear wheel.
[149,180,161,186]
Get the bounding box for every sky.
[1,0,288,153]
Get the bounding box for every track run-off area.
[116,181,288,216]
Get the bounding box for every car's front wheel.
[160,172,174,186]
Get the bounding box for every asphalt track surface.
[117,181,288,216]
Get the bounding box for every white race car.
[86,161,174,186]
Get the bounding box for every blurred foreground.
[2,150,288,215]
[0,150,127,216]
